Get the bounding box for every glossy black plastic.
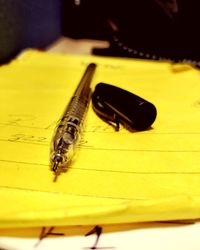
[92,82,157,131]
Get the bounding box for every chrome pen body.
[50,63,96,178]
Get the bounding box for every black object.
[62,0,200,67]
[92,83,157,131]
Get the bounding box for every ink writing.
[85,225,102,249]
[35,227,65,248]
[5,114,36,127]
[9,134,48,144]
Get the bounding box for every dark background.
[0,0,200,64]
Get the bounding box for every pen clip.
[92,87,120,131]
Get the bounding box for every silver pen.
[50,63,96,181]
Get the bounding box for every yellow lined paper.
[0,50,200,228]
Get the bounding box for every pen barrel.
[50,90,91,166]
[74,63,96,97]
[50,63,96,171]
[64,90,92,126]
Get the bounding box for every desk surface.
[48,36,109,55]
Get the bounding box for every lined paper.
[0,50,200,228]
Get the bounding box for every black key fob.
[92,83,157,131]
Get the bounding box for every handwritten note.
[0,222,200,250]
[0,50,200,228]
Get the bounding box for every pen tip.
[53,171,59,182]
[52,161,61,182]
[51,158,69,182]
[52,161,59,172]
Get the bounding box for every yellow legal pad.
[0,50,200,228]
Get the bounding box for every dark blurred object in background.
[62,0,200,63]
[0,0,62,64]
[62,0,109,40]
